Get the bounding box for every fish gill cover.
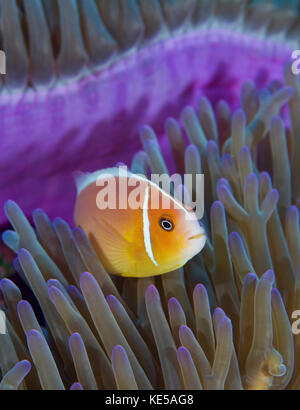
[0,0,300,391]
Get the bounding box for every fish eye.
[159,217,174,231]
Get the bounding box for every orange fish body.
[74,168,206,278]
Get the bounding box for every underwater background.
[0,0,300,390]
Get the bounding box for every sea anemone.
[0,63,300,389]
[1,0,300,391]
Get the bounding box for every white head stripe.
[143,186,158,267]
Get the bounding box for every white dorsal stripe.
[143,185,158,267]
[75,167,190,215]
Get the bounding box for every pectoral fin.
[92,216,134,275]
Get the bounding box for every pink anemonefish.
[74,167,206,278]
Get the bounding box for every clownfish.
[74,167,206,278]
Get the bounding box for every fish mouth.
[188,233,205,240]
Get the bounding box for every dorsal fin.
[73,167,137,195]
[73,170,90,194]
